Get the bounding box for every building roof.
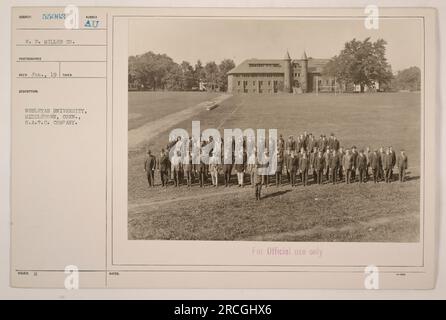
[227,57,331,75]
[227,59,285,74]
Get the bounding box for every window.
[298,73,301,77]
[248,63,281,68]
[238,81,240,86]
[253,81,256,85]
[268,81,271,86]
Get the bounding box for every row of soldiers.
[143,132,409,191]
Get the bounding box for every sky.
[128,18,423,73]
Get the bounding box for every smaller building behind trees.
[128,51,235,92]
[390,66,421,92]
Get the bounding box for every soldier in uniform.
[350,146,358,182]
[328,133,335,150]
[332,135,340,151]
[365,146,371,182]
[158,149,170,187]
[247,151,257,187]
[299,151,310,186]
[254,163,263,200]
[278,134,285,159]
[223,150,233,187]
[235,150,246,187]
[144,150,156,187]
[285,135,296,182]
[370,150,382,183]
[310,146,318,183]
[297,135,305,153]
[337,147,345,182]
[329,149,340,184]
[383,148,393,183]
[324,147,331,182]
[209,152,220,187]
[196,156,206,187]
[275,151,284,186]
[171,151,182,187]
[379,147,386,181]
[342,149,353,184]
[261,150,270,188]
[389,146,397,181]
[307,134,318,153]
[314,150,325,185]
[356,149,368,183]
[397,150,408,182]
[303,131,309,146]
[184,152,193,187]
[318,134,328,153]
[288,151,299,187]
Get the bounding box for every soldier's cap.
[360,149,364,153]
[352,146,356,149]
[374,149,378,152]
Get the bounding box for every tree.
[180,61,195,90]
[323,37,393,92]
[128,52,235,92]
[128,55,138,86]
[218,59,236,92]
[128,51,181,90]
[323,55,350,92]
[391,66,421,91]
[194,60,206,86]
[163,64,183,91]
[204,61,219,91]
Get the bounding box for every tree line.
[323,37,420,92]
[128,51,235,92]
[129,38,420,93]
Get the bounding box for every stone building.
[227,51,338,94]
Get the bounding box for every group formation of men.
[143,132,409,200]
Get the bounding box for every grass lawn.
[128,91,219,130]
[128,91,421,242]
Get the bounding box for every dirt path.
[128,93,232,151]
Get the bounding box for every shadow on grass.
[261,189,292,199]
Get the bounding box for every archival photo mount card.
[10,6,438,289]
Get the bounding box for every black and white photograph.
[127,17,422,243]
